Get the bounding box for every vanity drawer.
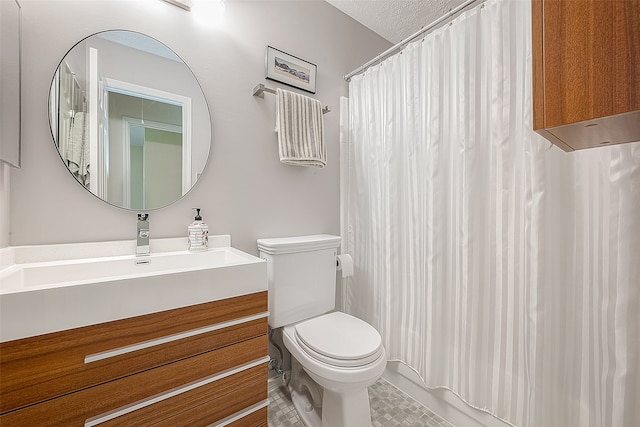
[154,405,269,427]
[96,363,268,427]
[0,291,268,414]
[0,336,268,426]
[138,368,268,427]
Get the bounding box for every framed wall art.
[265,46,317,94]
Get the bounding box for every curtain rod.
[344,0,480,81]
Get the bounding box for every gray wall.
[8,0,390,254]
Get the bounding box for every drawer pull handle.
[84,356,269,427]
[84,312,269,364]
[209,399,269,427]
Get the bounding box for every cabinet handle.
[209,399,269,427]
[84,312,269,364]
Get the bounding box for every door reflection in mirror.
[109,92,184,210]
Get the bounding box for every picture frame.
[265,46,317,94]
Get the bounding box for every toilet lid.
[294,312,383,367]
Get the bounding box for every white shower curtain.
[345,0,639,426]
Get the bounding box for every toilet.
[257,234,386,427]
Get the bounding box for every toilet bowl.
[282,311,386,427]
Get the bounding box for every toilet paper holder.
[335,254,354,277]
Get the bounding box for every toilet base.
[320,386,372,427]
[288,357,373,427]
[288,358,323,427]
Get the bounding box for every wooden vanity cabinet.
[532,0,640,151]
[0,291,269,426]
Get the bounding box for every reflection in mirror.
[49,30,211,210]
[113,94,183,210]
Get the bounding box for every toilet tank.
[257,235,341,328]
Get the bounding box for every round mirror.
[49,30,211,210]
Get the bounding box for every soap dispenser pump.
[188,208,209,252]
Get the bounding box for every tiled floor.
[268,377,454,427]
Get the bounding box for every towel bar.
[252,83,331,114]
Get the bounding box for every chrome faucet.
[136,213,150,257]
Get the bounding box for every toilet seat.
[294,312,383,368]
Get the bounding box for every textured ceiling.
[325,0,468,44]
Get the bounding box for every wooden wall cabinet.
[0,291,269,426]
[532,0,640,151]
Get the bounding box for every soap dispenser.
[188,208,209,252]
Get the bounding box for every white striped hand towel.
[275,88,326,168]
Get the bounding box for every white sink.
[0,236,267,342]
[1,245,256,292]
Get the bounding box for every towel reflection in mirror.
[66,111,90,188]
[54,60,90,188]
